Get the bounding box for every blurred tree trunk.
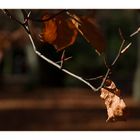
[133,12,140,102]
[16,10,40,89]
[25,44,40,89]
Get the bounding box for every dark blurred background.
[0,9,139,130]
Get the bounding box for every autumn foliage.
[41,11,106,54]
[41,14,78,51]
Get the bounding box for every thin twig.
[111,28,125,66]
[86,75,105,81]
[56,56,72,64]
[98,39,125,90]
[28,33,97,91]
[66,10,82,25]
[2,9,135,93]
[96,33,128,90]
[121,43,132,54]
[2,9,23,26]
[24,11,32,24]
[20,10,98,92]
[112,40,125,66]
[86,72,111,81]
[60,50,65,69]
[130,27,140,37]
[102,54,110,69]
[28,10,67,22]
[97,68,111,90]
[119,28,125,41]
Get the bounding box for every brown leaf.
[70,14,106,54]
[71,15,106,54]
[41,14,78,51]
[100,79,126,122]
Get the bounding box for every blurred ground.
[0,87,139,131]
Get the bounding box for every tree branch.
[28,33,97,91]
[2,9,135,93]
[130,27,140,37]
[8,10,97,92]
[88,30,132,90]
[28,9,68,22]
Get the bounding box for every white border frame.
[1,0,140,9]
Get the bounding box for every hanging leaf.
[69,14,106,54]
[100,79,126,122]
[41,14,78,51]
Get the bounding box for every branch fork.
[2,9,136,93]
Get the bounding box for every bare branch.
[28,33,97,91]
[60,50,65,69]
[112,40,125,66]
[130,27,140,37]
[2,9,136,93]
[56,56,72,64]
[2,9,23,26]
[96,32,130,91]
[102,54,110,69]
[86,72,112,81]
[12,10,97,92]
[23,11,32,24]
[28,10,67,22]
[66,10,82,25]
[121,43,132,54]
[119,28,125,41]
[97,69,111,91]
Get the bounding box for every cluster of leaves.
[40,10,106,54]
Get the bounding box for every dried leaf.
[41,14,78,51]
[100,79,126,122]
[70,14,106,54]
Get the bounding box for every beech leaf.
[41,14,78,51]
[100,79,126,122]
[70,14,106,54]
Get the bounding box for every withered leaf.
[100,79,126,122]
[70,14,106,54]
[41,14,78,51]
